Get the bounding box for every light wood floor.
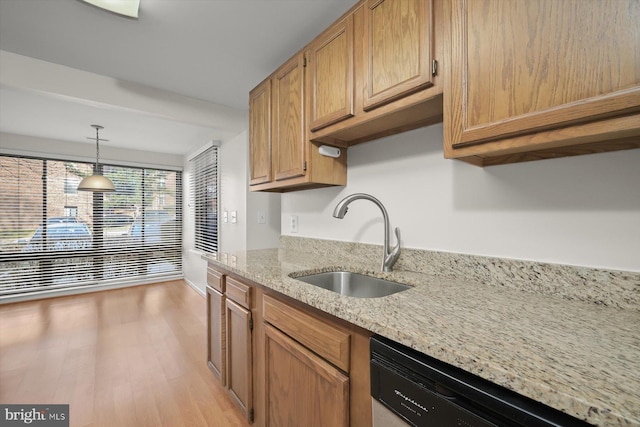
[0,280,250,427]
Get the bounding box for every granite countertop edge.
[202,249,640,427]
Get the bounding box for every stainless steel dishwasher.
[370,335,591,427]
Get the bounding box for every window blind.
[190,146,218,253]
[0,154,182,297]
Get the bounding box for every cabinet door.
[363,0,433,111]
[308,15,355,132]
[446,0,640,150]
[249,79,272,185]
[264,324,349,427]
[226,298,253,422]
[206,286,226,385]
[273,54,306,181]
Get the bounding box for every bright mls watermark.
[1,405,69,426]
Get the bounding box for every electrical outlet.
[257,211,266,224]
[290,215,298,233]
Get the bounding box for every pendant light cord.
[95,126,101,173]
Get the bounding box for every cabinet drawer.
[207,266,225,293]
[226,277,252,309]
[263,294,350,372]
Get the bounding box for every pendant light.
[78,125,116,192]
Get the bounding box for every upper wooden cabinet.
[249,52,348,193]
[309,0,442,147]
[308,15,355,132]
[273,54,306,182]
[363,0,433,110]
[249,0,440,192]
[249,79,271,186]
[444,0,640,166]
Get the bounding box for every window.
[64,176,80,194]
[0,154,182,297]
[64,206,78,218]
[190,145,218,253]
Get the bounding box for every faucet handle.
[384,227,402,272]
[390,227,401,258]
[393,227,401,247]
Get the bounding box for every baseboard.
[184,277,205,297]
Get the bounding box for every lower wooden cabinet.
[206,267,255,423]
[206,285,226,384]
[264,324,349,427]
[207,264,372,427]
[226,298,254,422]
[262,293,372,427]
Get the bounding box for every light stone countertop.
[203,247,640,427]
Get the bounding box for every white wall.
[220,131,280,252]
[219,132,248,253]
[181,155,204,294]
[247,190,282,251]
[282,124,640,272]
[219,130,281,253]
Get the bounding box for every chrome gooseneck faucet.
[332,193,401,272]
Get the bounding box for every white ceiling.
[0,0,358,155]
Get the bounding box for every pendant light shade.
[77,174,115,192]
[78,125,116,192]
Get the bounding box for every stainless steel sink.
[293,271,411,298]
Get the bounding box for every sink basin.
[293,271,411,298]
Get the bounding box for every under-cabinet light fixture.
[318,145,341,158]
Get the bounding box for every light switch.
[223,211,228,223]
[231,211,237,224]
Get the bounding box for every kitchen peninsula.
[204,237,640,427]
